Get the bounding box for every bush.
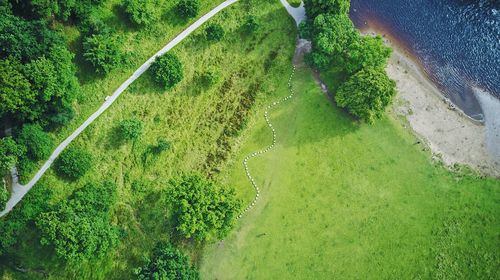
[335,67,396,123]
[0,184,9,211]
[205,23,224,41]
[83,33,123,74]
[243,15,259,33]
[150,53,183,89]
[0,137,25,176]
[119,118,144,141]
[167,175,241,241]
[176,0,200,19]
[123,0,160,26]
[155,137,171,154]
[134,243,199,280]
[54,147,92,180]
[36,181,118,262]
[303,0,350,19]
[199,70,220,87]
[17,124,53,161]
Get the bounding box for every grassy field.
[1,0,298,279]
[200,65,500,279]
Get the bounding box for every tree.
[119,118,144,141]
[83,33,123,74]
[36,181,118,262]
[167,175,241,241]
[54,147,92,180]
[303,0,350,19]
[150,53,183,90]
[205,23,224,41]
[307,13,358,69]
[335,67,396,123]
[0,137,25,176]
[176,0,200,19]
[0,58,35,118]
[0,184,8,211]
[123,0,159,26]
[17,124,53,161]
[243,15,259,33]
[345,35,392,75]
[134,243,199,280]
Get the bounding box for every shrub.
[54,147,92,180]
[303,0,350,19]
[0,184,9,211]
[123,0,160,26]
[0,137,25,176]
[335,67,396,123]
[17,124,53,161]
[119,118,144,141]
[155,137,171,154]
[167,175,241,241]
[199,70,220,87]
[243,15,259,33]
[205,23,224,41]
[150,53,183,89]
[176,0,200,19]
[134,243,199,280]
[83,33,123,74]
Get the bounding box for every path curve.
[0,0,238,217]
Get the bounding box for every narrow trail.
[0,0,238,217]
[238,65,297,219]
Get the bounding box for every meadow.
[200,65,500,279]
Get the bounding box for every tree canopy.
[134,243,199,280]
[17,124,53,161]
[205,23,225,41]
[335,67,397,123]
[150,53,184,90]
[54,147,92,180]
[0,137,25,176]
[83,33,123,74]
[167,175,241,241]
[119,118,144,141]
[0,184,8,211]
[345,35,392,75]
[303,0,350,19]
[123,0,160,26]
[36,181,118,262]
[176,0,200,19]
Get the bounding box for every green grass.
[1,0,299,279]
[199,66,500,279]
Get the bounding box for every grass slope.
[1,0,297,279]
[200,66,500,279]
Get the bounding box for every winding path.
[0,0,238,217]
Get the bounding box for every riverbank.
[384,42,500,177]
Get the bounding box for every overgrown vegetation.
[54,147,93,180]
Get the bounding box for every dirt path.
[0,0,239,217]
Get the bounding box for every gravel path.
[0,0,238,217]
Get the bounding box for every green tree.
[17,124,53,161]
[303,0,350,19]
[176,0,200,19]
[134,243,199,280]
[119,118,144,141]
[0,184,8,211]
[83,33,123,74]
[345,35,392,75]
[0,137,25,176]
[243,15,259,33]
[0,58,35,118]
[150,53,183,90]
[123,0,159,26]
[205,23,224,41]
[335,67,396,123]
[54,147,92,180]
[36,181,118,262]
[167,175,241,241]
[308,13,358,69]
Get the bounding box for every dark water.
[350,0,500,121]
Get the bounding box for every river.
[350,0,500,122]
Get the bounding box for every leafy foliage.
[150,53,184,89]
[36,181,118,262]
[0,58,35,117]
[17,124,53,161]
[345,35,392,75]
[243,15,259,33]
[119,118,144,141]
[54,147,92,180]
[176,0,200,19]
[134,243,199,280]
[335,67,396,123]
[154,137,171,154]
[123,0,160,26]
[303,0,350,18]
[83,33,123,74]
[0,137,25,176]
[0,184,8,211]
[205,23,224,41]
[167,175,241,241]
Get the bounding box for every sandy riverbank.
[387,49,500,177]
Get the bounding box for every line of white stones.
[238,65,297,219]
